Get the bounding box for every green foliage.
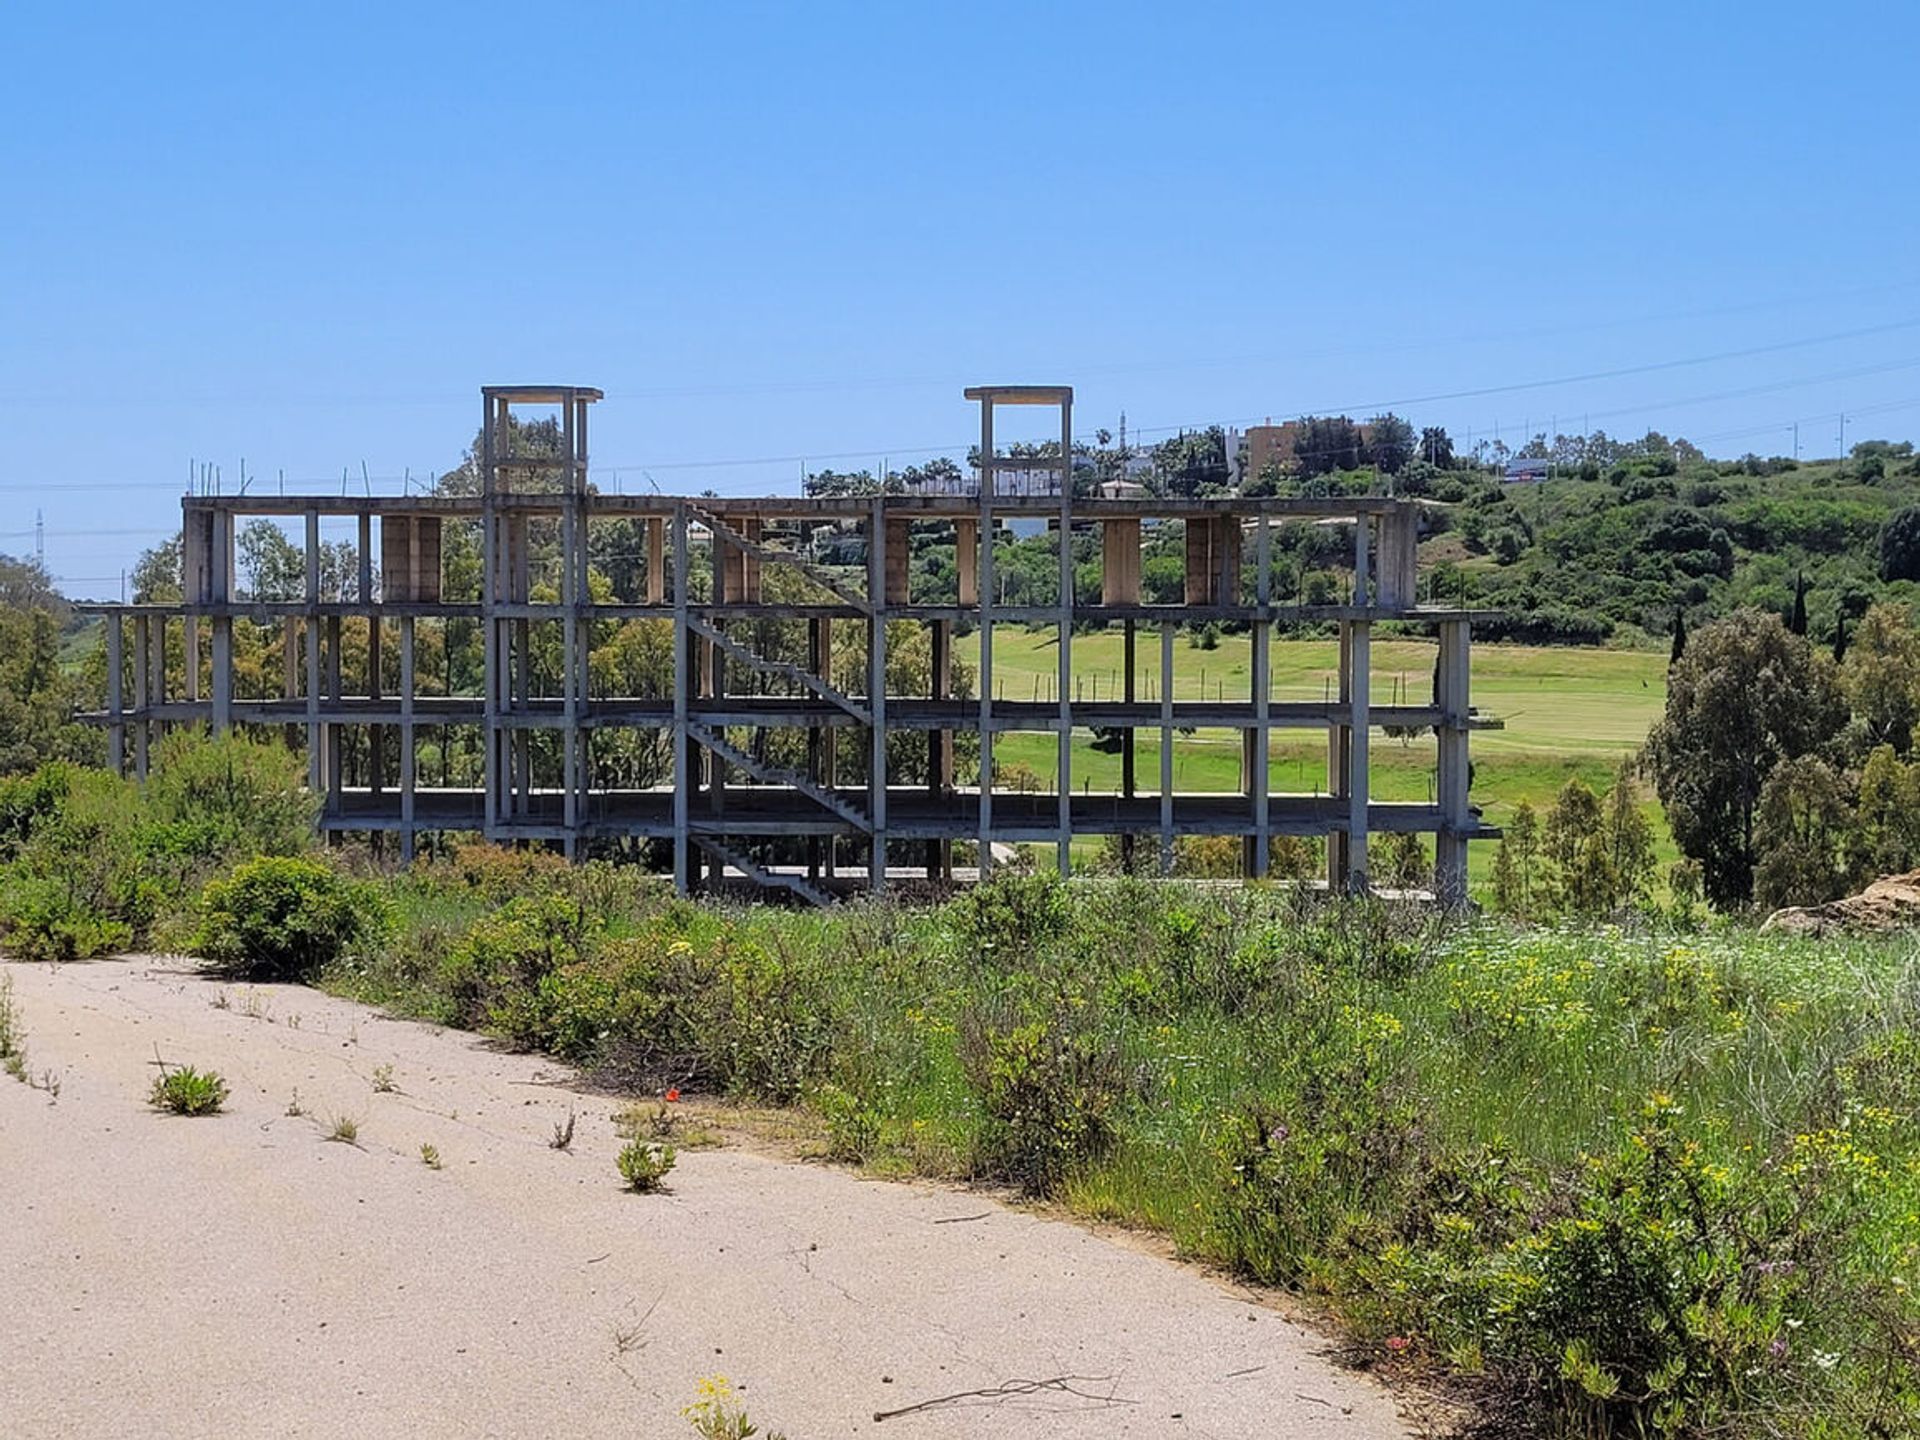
[0,734,321,962]
[616,1138,676,1192]
[1752,754,1852,910]
[0,554,99,776]
[0,973,23,1078]
[313,872,1920,1438]
[1645,610,1846,907]
[1880,504,1920,582]
[958,993,1124,1194]
[149,1064,228,1116]
[195,856,372,982]
[143,730,316,860]
[956,871,1071,957]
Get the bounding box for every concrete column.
[1435,618,1471,904]
[106,613,124,774]
[1101,517,1141,605]
[1327,623,1351,889]
[646,518,665,604]
[976,402,995,878]
[928,619,951,881]
[1055,400,1072,877]
[1120,620,1135,872]
[672,503,691,894]
[1377,505,1418,611]
[306,617,322,794]
[325,615,342,817]
[868,497,888,892]
[400,616,416,862]
[1160,621,1174,875]
[1348,620,1371,892]
[1252,516,1271,877]
[954,519,978,606]
[183,616,199,703]
[132,614,149,779]
[210,510,233,734]
[368,615,383,795]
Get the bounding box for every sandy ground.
[0,957,1418,1440]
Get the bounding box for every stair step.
[689,722,873,830]
[693,837,833,908]
[687,617,871,724]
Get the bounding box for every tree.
[238,521,304,601]
[1290,416,1365,477]
[1788,571,1808,637]
[1603,759,1657,908]
[1669,608,1687,667]
[1752,755,1852,911]
[1644,610,1847,907]
[0,555,99,774]
[1150,428,1230,497]
[1849,744,1920,881]
[1880,506,1920,582]
[1541,778,1614,915]
[1365,413,1416,475]
[1840,603,1920,755]
[1492,799,1540,915]
[1419,426,1455,469]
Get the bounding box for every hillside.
[1414,445,1920,646]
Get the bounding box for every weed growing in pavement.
[419,1142,441,1169]
[371,1063,396,1093]
[0,974,24,1082]
[617,1139,675,1193]
[149,1064,228,1116]
[682,1374,784,1440]
[326,1114,360,1145]
[549,1108,576,1150]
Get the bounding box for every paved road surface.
[0,957,1415,1439]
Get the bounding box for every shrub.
[0,874,132,960]
[617,1138,676,1192]
[959,996,1124,1194]
[195,856,371,982]
[144,731,316,865]
[955,871,1071,957]
[150,1065,228,1115]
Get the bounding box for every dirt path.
[0,957,1418,1440]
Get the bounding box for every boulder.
[1762,870,1920,937]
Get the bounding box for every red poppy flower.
[664,1087,681,1103]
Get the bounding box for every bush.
[149,1065,228,1115]
[616,1138,676,1192]
[956,872,1071,957]
[959,996,1124,1194]
[195,856,372,982]
[0,874,133,960]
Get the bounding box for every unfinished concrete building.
[86,383,1499,903]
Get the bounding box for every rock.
[1762,870,1920,936]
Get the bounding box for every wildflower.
[1769,1337,1789,1360]
[664,1087,682,1103]
[1385,1336,1411,1354]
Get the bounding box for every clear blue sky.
[5,1,1920,597]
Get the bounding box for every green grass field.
[959,628,1671,883]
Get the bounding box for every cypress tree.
[1670,608,1688,666]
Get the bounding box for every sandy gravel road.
[0,957,1417,1440]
